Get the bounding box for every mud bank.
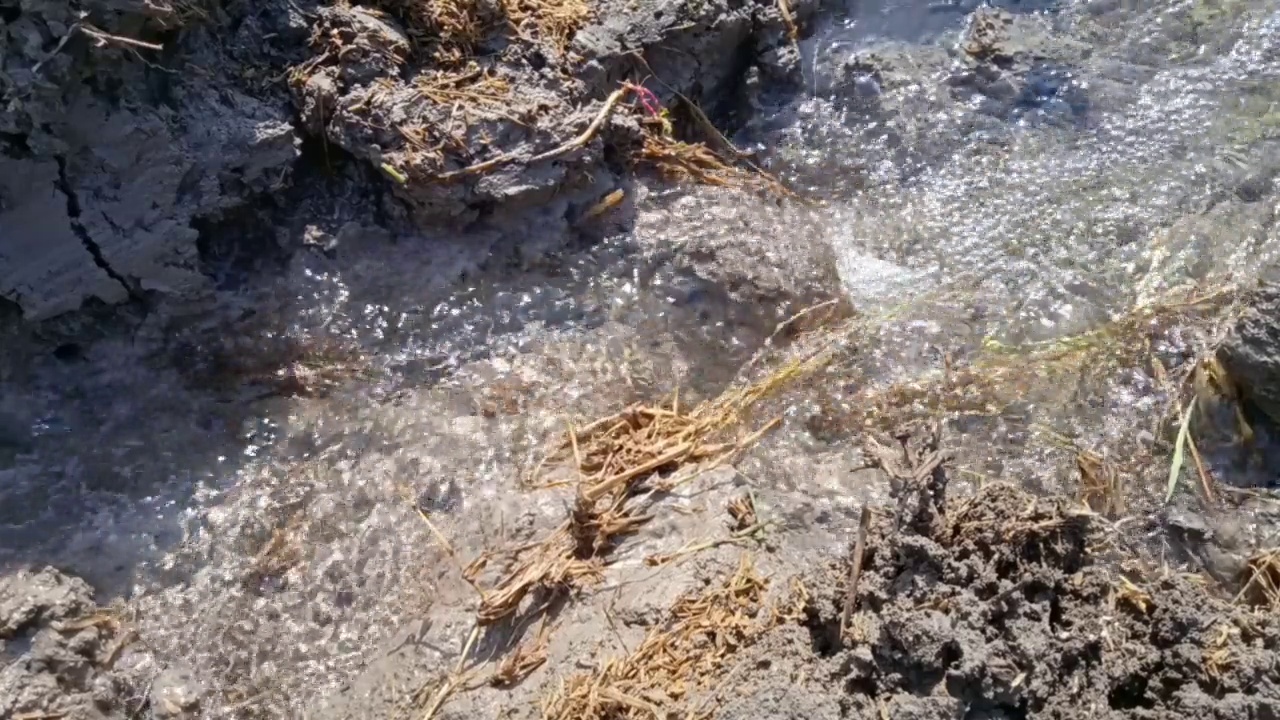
[724,436,1280,720]
[6,447,1280,720]
[0,0,300,319]
[0,0,814,320]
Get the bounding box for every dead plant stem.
[436,88,627,180]
[80,23,164,51]
[421,624,481,720]
[1185,434,1217,504]
[840,506,872,644]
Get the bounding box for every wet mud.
[717,433,1280,720]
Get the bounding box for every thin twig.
[777,0,799,43]
[743,299,841,374]
[415,507,486,597]
[420,624,481,720]
[840,506,872,644]
[33,23,80,72]
[80,24,164,51]
[435,88,627,180]
[1185,433,1216,504]
[604,595,631,654]
[625,52,751,160]
[643,522,770,566]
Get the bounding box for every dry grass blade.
[636,133,792,197]
[1185,432,1217,504]
[419,625,481,720]
[1167,399,1196,503]
[583,189,625,220]
[414,506,487,598]
[436,88,627,180]
[1203,622,1236,679]
[1077,448,1124,517]
[1235,548,1280,609]
[772,577,810,624]
[776,0,799,42]
[1113,576,1153,615]
[726,492,758,532]
[491,620,553,688]
[80,23,165,51]
[644,494,771,567]
[52,610,121,634]
[540,555,772,720]
[807,285,1242,466]
[839,506,872,644]
[642,522,767,567]
[477,553,605,625]
[476,348,828,627]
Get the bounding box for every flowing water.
[4,0,1280,715]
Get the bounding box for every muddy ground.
[723,436,1280,720]
[8,429,1278,720]
[417,433,1280,720]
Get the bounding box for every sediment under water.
[3,0,1280,716]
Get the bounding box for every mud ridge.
[1,0,818,320]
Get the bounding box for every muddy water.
[4,0,1280,716]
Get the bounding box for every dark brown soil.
[709,433,1280,720]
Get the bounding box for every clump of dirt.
[0,568,149,720]
[418,422,1279,720]
[702,431,1280,720]
[288,0,807,228]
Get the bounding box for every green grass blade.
[1166,399,1197,503]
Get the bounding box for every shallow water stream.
[4,0,1280,716]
